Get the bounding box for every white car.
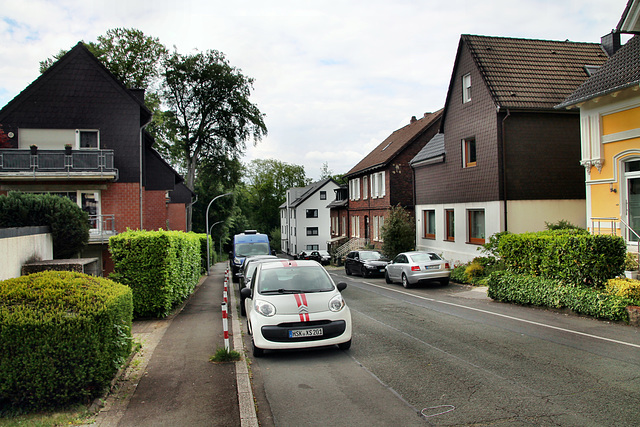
[385,251,451,288]
[240,259,352,357]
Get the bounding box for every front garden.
[451,228,640,323]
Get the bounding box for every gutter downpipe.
[501,107,511,232]
[139,120,151,230]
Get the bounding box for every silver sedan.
[385,251,451,288]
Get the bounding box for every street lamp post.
[206,193,232,275]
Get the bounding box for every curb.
[228,268,259,427]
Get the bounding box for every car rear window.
[258,265,334,294]
[411,253,442,262]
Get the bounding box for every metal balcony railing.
[590,216,640,254]
[88,214,117,243]
[0,149,117,179]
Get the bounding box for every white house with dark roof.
[280,178,339,256]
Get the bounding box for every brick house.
[557,0,640,247]
[340,110,442,252]
[0,42,193,275]
[411,34,610,263]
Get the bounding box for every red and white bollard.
[222,302,230,351]
[223,276,228,304]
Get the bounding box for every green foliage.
[606,278,640,303]
[450,264,468,283]
[210,348,241,363]
[487,272,633,322]
[624,252,639,271]
[0,192,89,259]
[452,257,505,286]
[197,233,216,274]
[495,230,624,288]
[544,219,584,230]
[381,205,415,259]
[0,271,133,412]
[109,230,201,318]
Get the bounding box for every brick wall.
[168,203,187,231]
[102,182,141,232]
[144,189,168,231]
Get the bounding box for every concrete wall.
[0,226,53,281]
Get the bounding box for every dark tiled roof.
[410,133,445,166]
[345,109,442,177]
[558,35,640,108]
[463,35,609,109]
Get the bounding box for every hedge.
[487,271,633,322]
[109,230,201,318]
[0,271,133,411]
[496,230,626,287]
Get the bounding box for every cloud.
[0,0,629,180]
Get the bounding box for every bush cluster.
[486,271,633,322]
[606,278,640,304]
[496,230,626,287]
[109,230,201,318]
[0,271,133,411]
[0,192,89,259]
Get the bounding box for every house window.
[349,178,360,200]
[342,216,347,236]
[462,73,471,103]
[351,216,360,237]
[320,191,326,200]
[306,244,319,250]
[306,227,318,236]
[468,209,485,245]
[423,210,436,239]
[363,176,368,199]
[445,209,455,241]
[78,130,98,149]
[371,172,386,198]
[306,209,318,218]
[463,138,476,168]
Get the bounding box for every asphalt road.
[243,268,640,426]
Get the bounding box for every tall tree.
[162,49,267,228]
[243,159,310,235]
[381,205,415,259]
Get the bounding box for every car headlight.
[254,300,276,317]
[329,294,345,312]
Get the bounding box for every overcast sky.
[0,0,630,180]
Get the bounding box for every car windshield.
[236,242,270,257]
[410,252,442,263]
[258,265,334,294]
[360,251,382,261]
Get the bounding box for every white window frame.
[462,73,472,103]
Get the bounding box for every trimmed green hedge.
[109,230,201,318]
[487,271,633,322]
[0,271,132,411]
[496,230,626,287]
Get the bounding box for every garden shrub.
[606,278,640,304]
[496,230,625,287]
[0,192,89,258]
[198,233,216,274]
[109,230,201,318]
[0,271,132,412]
[450,264,469,284]
[487,271,632,322]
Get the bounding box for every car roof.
[259,259,322,270]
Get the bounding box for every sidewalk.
[88,262,256,426]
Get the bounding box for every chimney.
[410,116,417,124]
[601,31,621,56]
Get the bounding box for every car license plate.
[289,328,323,338]
[426,265,440,270]
[379,269,384,273]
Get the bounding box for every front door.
[625,160,640,241]
[364,215,369,240]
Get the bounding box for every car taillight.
[411,266,420,271]
[445,263,450,269]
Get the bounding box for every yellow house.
[558,1,640,248]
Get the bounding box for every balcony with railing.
[0,149,118,180]
[88,214,117,243]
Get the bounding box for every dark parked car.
[294,251,310,260]
[308,250,331,265]
[344,250,389,277]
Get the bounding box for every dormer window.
[462,73,472,103]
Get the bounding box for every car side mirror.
[240,287,252,298]
[336,282,347,292]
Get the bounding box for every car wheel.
[440,278,450,286]
[345,265,352,275]
[252,338,264,358]
[240,298,246,316]
[402,274,411,289]
[385,270,393,284]
[338,339,352,351]
[360,266,368,278]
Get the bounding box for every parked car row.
[344,250,450,288]
[294,250,331,265]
